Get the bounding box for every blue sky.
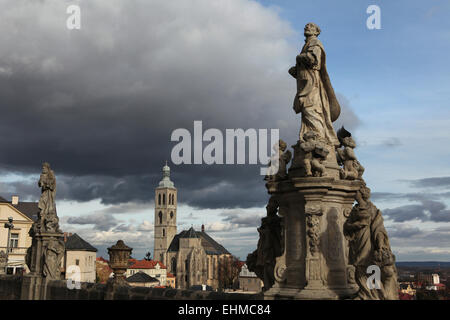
[0,0,450,262]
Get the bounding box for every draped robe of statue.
[344,197,398,300]
[37,164,60,233]
[289,37,340,146]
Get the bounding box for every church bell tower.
[154,162,177,267]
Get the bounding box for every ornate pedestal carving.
[263,177,360,300]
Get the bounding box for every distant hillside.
[396,261,450,268]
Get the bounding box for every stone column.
[264,177,360,300]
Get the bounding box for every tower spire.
[159,162,174,188]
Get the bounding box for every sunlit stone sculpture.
[249,23,398,300]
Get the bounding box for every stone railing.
[0,274,262,300]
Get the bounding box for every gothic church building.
[153,163,231,290]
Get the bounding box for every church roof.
[65,233,98,252]
[168,227,231,255]
[185,227,198,238]
[126,272,159,284]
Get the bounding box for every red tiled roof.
[96,257,109,263]
[167,273,175,278]
[128,259,166,269]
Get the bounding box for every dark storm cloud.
[0,1,360,209]
[384,200,450,223]
[220,210,264,227]
[371,191,450,202]
[66,212,120,231]
[409,177,450,189]
[388,225,423,238]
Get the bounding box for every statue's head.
[42,162,51,173]
[304,22,321,37]
[342,136,356,148]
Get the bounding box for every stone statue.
[42,239,65,280]
[343,182,398,300]
[0,250,6,274]
[289,22,340,146]
[247,198,283,291]
[35,162,61,233]
[265,140,292,182]
[336,127,364,180]
[299,131,329,177]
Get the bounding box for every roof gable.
[65,233,97,252]
[168,229,230,255]
[126,272,159,283]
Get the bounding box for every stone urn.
[107,240,132,283]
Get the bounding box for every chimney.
[64,232,73,242]
[201,224,205,232]
[11,195,19,205]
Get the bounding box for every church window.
[158,211,162,224]
[163,229,165,236]
[170,211,174,219]
[171,258,177,274]
[158,194,161,205]
[163,194,166,205]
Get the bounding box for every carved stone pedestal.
[264,177,361,300]
[22,232,65,300]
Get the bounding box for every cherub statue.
[336,127,364,180]
[300,131,329,177]
[265,140,292,182]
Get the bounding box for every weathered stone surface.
[265,140,292,182]
[248,22,398,300]
[0,251,6,275]
[22,163,65,300]
[289,22,340,146]
[107,240,132,284]
[344,182,399,300]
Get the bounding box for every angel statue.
[336,127,364,180]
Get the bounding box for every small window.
[159,211,163,224]
[10,233,19,249]
[170,211,174,219]
[75,259,80,266]
[163,229,165,237]
[158,194,161,205]
[163,194,166,205]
